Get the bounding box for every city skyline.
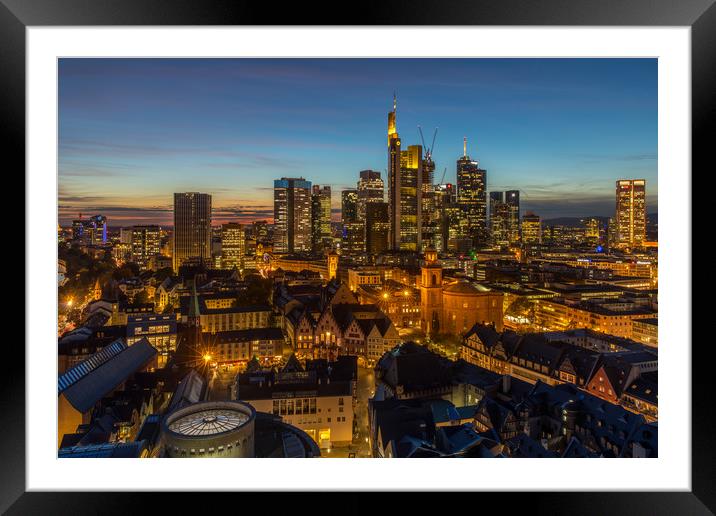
[59,58,657,226]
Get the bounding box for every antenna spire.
[463,136,467,158]
[393,91,397,112]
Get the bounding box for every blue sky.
[58,58,657,226]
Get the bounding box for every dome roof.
[168,408,249,437]
[443,280,491,295]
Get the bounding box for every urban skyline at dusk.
[59,58,657,226]
[58,57,659,459]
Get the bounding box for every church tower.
[420,247,443,335]
[327,251,339,281]
[92,278,102,301]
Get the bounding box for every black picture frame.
[4,0,709,513]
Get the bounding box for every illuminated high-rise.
[521,212,542,245]
[387,94,402,250]
[397,144,423,251]
[274,177,312,254]
[489,191,509,245]
[505,190,520,244]
[173,192,212,272]
[456,138,487,248]
[72,214,107,246]
[221,223,245,271]
[356,170,384,220]
[615,179,646,248]
[342,189,363,255]
[421,154,437,251]
[131,225,161,270]
[311,185,332,253]
[387,95,423,251]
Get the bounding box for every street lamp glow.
[203,354,212,363]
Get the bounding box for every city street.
[326,365,374,458]
[208,368,235,401]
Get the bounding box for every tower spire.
[463,136,467,158]
[393,91,397,112]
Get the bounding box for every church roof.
[443,280,491,295]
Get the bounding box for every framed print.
[5,0,711,513]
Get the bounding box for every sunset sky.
[59,58,657,227]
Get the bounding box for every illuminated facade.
[387,95,423,251]
[341,189,364,255]
[72,214,108,246]
[457,139,487,248]
[173,192,212,272]
[273,177,312,254]
[420,248,443,335]
[357,170,384,220]
[522,212,542,245]
[489,191,510,245]
[311,185,332,253]
[615,179,646,248]
[221,222,245,271]
[131,225,161,270]
[505,190,520,244]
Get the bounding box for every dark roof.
[58,440,148,458]
[624,375,658,405]
[370,398,437,454]
[464,323,501,347]
[168,369,207,412]
[136,414,162,447]
[627,422,658,457]
[59,339,158,414]
[505,433,557,458]
[58,339,127,392]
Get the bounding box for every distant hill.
[542,213,657,227]
[541,216,610,227]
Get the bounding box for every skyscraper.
[173,192,211,272]
[221,223,245,271]
[387,95,423,251]
[356,170,384,220]
[72,214,107,246]
[433,183,456,253]
[311,185,332,253]
[387,94,402,250]
[274,177,312,254]
[521,212,542,245]
[397,144,423,251]
[366,201,389,256]
[615,179,646,248]
[341,189,363,256]
[489,191,509,245]
[505,190,520,244]
[420,154,437,251]
[131,225,161,270]
[456,138,487,249]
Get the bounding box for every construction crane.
[439,167,447,184]
[417,125,438,161]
